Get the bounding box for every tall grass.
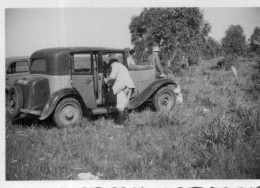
[6,57,260,180]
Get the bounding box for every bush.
[216,55,237,70]
[257,59,260,73]
[221,25,247,57]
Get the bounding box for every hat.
[108,58,118,66]
[152,46,160,52]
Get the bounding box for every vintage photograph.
[5,4,260,182]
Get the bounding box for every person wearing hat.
[127,49,136,67]
[104,57,135,126]
[148,46,166,78]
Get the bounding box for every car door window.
[73,53,93,75]
[7,61,28,74]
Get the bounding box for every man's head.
[129,49,135,55]
[108,58,118,67]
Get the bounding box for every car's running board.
[20,109,41,116]
[92,106,117,115]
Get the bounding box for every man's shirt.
[109,62,135,94]
[148,53,164,76]
[127,56,136,66]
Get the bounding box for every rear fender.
[6,84,11,94]
[39,88,85,120]
[128,78,177,109]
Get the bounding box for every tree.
[129,8,211,65]
[249,26,260,56]
[202,37,222,60]
[221,25,246,57]
[249,27,260,73]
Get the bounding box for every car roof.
[30,47,125,76]
[31,47,124,58]
[6,56,30,64]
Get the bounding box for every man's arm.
[108,63,118,79]
[104,63,118,85]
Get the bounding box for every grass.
[6,57,260,180]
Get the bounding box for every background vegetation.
[6,7,260,180]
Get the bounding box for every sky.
[5,7,260,57]
[202,7,260,41]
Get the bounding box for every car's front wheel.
[53,98,83,128]
[152,86,176,111]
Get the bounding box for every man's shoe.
[124,107,129,121]
[123,107,130,126]
[116,110,125,125]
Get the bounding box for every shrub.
[216,55,237,70]
[221,25,247,57]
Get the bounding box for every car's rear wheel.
[152,86,176,111]
[7,85,23,118]
[53,98,83,128]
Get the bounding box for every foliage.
[249,27,260,75]
[129,8,211,65]
[249,26,260,56]
[202,37,222,60]
[220,25,247,69]
[221,25,247,57]
[216,55,237,70]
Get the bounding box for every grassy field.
[6,57,260,180]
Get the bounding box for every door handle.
[6,77,9,80]
[86,78,92,84]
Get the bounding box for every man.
[127,49,136,67]
[148,46,166,78]
[104,57,135,126]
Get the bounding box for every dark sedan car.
[6,48,179,127]
[6,56,29,93]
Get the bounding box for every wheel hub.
[10,100,14,107]
[63,108,74,119]
[10,93,15,107]
[162,98,169,106]
[160,94,170,106]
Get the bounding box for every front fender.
[128,78,177,109]
[39,88,83,120]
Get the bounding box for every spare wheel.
[7,85,23,118]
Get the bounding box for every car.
[6,47,179,127]
[6,56,29,94]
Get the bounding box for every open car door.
[70,52,97,109]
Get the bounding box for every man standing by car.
[104,57,135,126]
[148,46,166,78]
[127,49,136,67]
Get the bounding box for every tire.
[7,85,23,118]
[53,98,83,128]
[152,86,176,111]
